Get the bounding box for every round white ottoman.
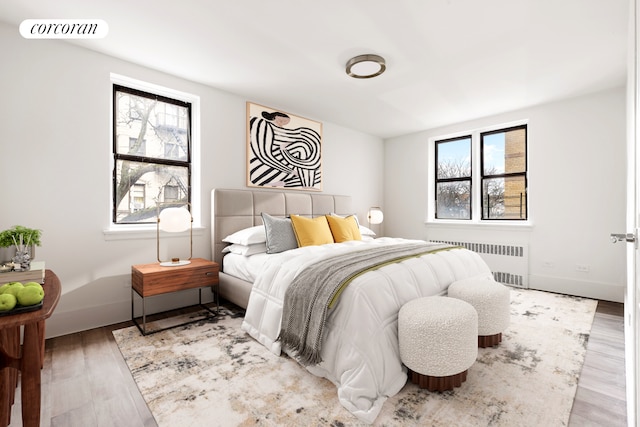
[448,277,510,347]
[398,296,478,391]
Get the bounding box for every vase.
[12,248,31,271]
[0,247,13,264]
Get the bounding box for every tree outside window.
[433,124,527,221]
[113,85,191,224]
[435,136,472,219]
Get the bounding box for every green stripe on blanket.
[328,245,463,308]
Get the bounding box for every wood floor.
[8,299,627,427]
[568,300,627,426]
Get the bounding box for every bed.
[210,188,493,423]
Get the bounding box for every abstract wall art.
[246,102,322,191]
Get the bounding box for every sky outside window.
[437,133,506,174]
[437,137,471,178]
[483,133,506,174]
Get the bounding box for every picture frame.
[246,102,322,191]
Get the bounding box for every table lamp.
[367,207,384,236]
[367,207,384,226]
[157,204,192,266]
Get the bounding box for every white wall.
[0,16,624,338]
[0,22,383,337]
[384,87,627,302]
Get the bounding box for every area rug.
[113,288,597,426]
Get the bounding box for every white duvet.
[241,237,492,424]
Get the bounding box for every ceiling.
[0,0,629,139]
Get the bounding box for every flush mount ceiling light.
[346,54,386,79]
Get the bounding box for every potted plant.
[0,225,43,267]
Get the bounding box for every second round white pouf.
[448,277,511,347]
[398,296,478,391]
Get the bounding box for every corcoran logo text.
[20,19,108,39]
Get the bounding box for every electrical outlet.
[576,264,590,273]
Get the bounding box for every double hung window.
[433,124,528,222]
[435,136,472,220]
[112,84,192,224]
[480,125,527,220]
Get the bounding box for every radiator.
[432,240,529,288]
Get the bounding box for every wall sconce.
[157,204,192,267]
[367,207,384,226]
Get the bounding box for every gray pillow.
[261,213,298,254]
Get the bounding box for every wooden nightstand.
[131,258,219,335]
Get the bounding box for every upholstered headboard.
[211,188,353,266]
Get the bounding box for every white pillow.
[222,225,266,245]
[222,243,267,256]
[359,225,376,237]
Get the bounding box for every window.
[435,136,472,219]
[129,184,145,212]
[128,137,145,156]
[432,123,528,222]
[163,185,179,202]
[113,84,191,224]
[481,125,527,220]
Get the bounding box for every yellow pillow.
[290,215,335,247]
[326,215,362,243]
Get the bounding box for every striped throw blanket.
[278,242,455,365]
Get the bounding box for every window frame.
[106,74,201,236]
[112,84,192,225]
[480,124,528,221]
[434,135,473,220]
[427,120,530,226]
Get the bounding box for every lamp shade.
[158,207,191,232]
[157,205,193,266]
[367,207,384,225]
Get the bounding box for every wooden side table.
[0,269,61,427]
[131,258,219,335]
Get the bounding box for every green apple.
[2,282,23,297]
[23,281,42,288]
[17,285,44,306]
[0,293,17,311]
[0,281,21,294]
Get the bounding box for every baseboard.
[528,274,624,303]
[46,289,216,339]
[46,300,129,338]
[46,275,622,338]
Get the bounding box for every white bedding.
[240,237,493,424]
[222,252,269,282]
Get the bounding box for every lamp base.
[159,260,191,267]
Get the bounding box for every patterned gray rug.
[113,288,597,426]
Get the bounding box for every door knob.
[610,233,637,243]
